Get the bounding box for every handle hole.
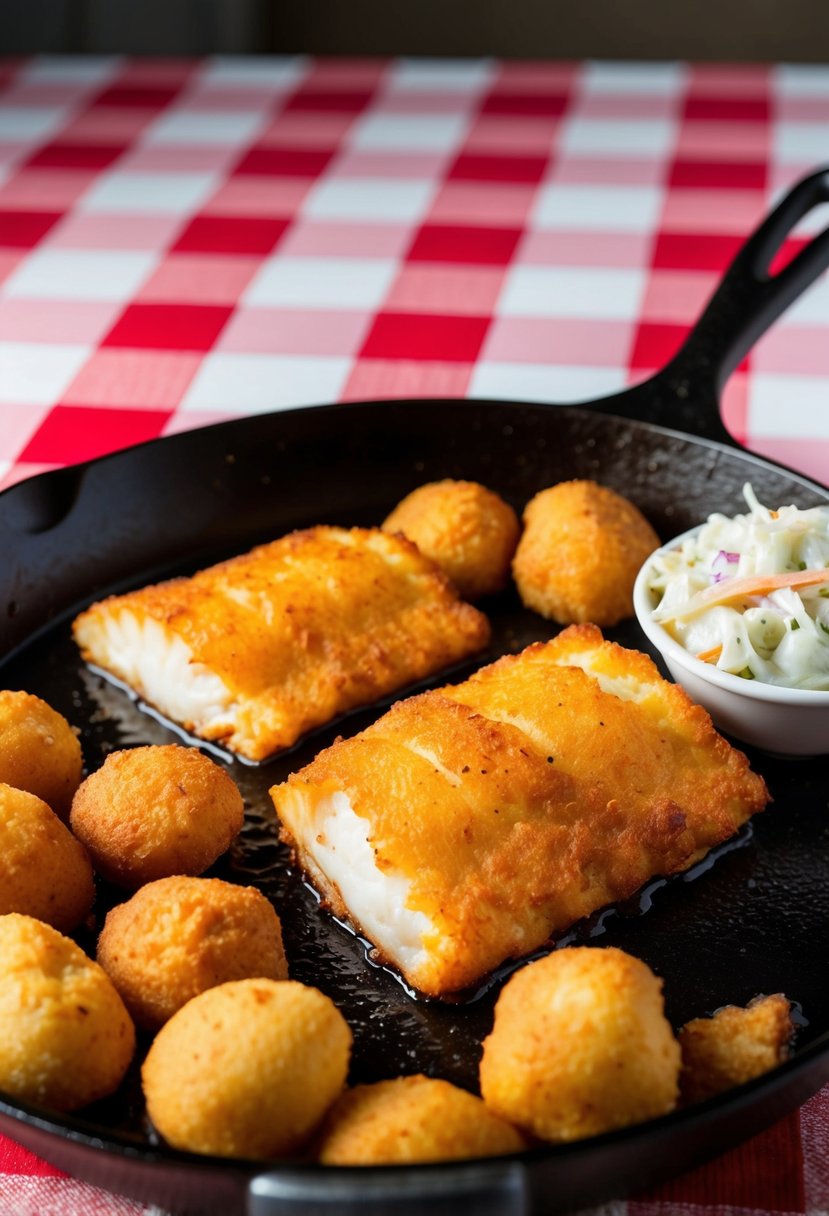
[767,201,829,275]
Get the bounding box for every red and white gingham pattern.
[2,54,829,1215]
[2,57,829,489]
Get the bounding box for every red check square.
[283,88,375,113]
[232,146,336,177]
[683,96,770,122]
[91,84,182,108]
[407,223,522,266]
[0,209,63,248]
[19,405,173,464]
[448,152,549,184]
[629,322,688,371]
[172,214,290,256]
[652,232,745,272]
[360,312,490,362]
[481,92,569,117]
[25,142,126,171]
[102,303,233,352]
[669,160,766,190]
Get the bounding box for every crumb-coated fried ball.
[679,993,793,1105]
[480,946,680,1142]
[70,745,244,889]
[512,480,660,626]
[142,979,351,1159]
[317,1074,526,1165]
[97,876,288,1030]
[0,690,82,820]
[0,914,135,1112]
[0,783,94,933]
[383,480,521,599]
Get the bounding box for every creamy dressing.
[646,485,829,690]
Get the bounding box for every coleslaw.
[645,484,829,691]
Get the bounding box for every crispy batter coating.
[70,745,244,889]
[480,946,681,1141]
[142,979,351,1159]
[317,1075,526,1165]
[73,526,490,762]
[382,480,521,599]
[0,690,82,820]
[0,914,135,1113]
[0,783,94,932]
[273,624,768,997]
[679,994,794,1105]
[513,480,660,625]
[97,876,287,1030]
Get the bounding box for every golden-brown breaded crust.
[70,745,244,888]
[97,876,287,1030]
[142,979,351,1159]
[73,526,490,762]
[383,480,521,599]
[512,480,660,625]
[317,1075,526,1165]
[480,947,680,1142]
[0,783,94,933]
[273,627,768,997]
[679,994,794,1105]
[0,690,82,820]
[0,914,135,1113]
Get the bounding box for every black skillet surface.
[2,171,829,1216]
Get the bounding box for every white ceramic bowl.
[633,527,829,756]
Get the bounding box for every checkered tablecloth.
[3,53,829,1216]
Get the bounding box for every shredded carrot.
[659,566,829,622]
[696,645,723,664]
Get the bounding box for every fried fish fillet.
[73,526,490,762]
[272,624,768,997]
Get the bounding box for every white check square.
[244,256,397,310]
[0,106,68,142]
[749,374,829,438]
[532,183,664,232]
[197,56,308,89]
[559,117,676,158]
[349,112,470,152]
[469,361,627,404]
[79,171,220,215]
[181,352,350,412]
[142,110,268,146]
[3,249,158,302]
[498,266,646,320]
[582,61,686,94]
[21,55,120,85]
[387,59,495,92]
[773,122,829,164]
[303,178,436,223]
[0,342,90,405]
[774,64,829,97]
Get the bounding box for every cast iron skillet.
[2,170,829,1216]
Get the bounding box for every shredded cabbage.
[646,484,829,690]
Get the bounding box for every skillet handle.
[595,166,829,444]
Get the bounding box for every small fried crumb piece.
[679,993,794,1105]
[317,1075,526,1165]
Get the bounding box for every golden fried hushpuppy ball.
[70,745,244,889]
[142,979,351,1159]
[480,946,680,1142]
[0,913,135,1112]
[679,993,793,1105]
[382,480,521,599]
[317,1074,526,1165]
[0,690,82,820]
[97,876,288,1030]
[512,480,660,626]
[0,783,94,933]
